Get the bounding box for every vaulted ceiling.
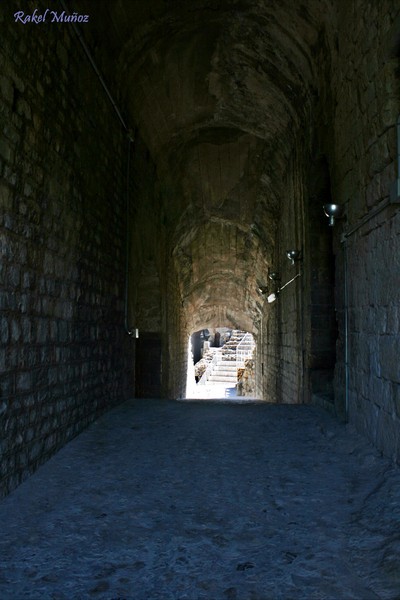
[78,0,335,333]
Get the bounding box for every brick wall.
[0,2,134,496]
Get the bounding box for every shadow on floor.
[0,398,398,600]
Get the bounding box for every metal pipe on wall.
[59,0,129,133]
[124,136,135,337]
[342,238,349,422]
[397,114,400,176]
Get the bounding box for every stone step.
[208,375,238,383]
[207,356,238,383]
[200,331,254,385]
[214,370,237,378]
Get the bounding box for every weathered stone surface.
[1,0,399,495]
[0,400,399,599]
[0,2,134,497]
[379,335,400,384]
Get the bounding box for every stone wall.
[328,1,400,460]
[1,0,399,491]
[164,265,188,399]
[0,3,134,497]
[129,135,162,334]
[257,2,400,467]
[127,133,193,398]
[258,146,307,404]
[306,156,337,412]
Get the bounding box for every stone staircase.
[201,330,254,385]
[206,360,238,384]
[217,329,247,362]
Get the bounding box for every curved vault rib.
[89,0,330,341]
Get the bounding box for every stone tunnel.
[1,0,400,500]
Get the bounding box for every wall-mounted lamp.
[323,204,343,227]
[128,328,139,338]
[268,271,280,282]
[267,273,302,304]
[267,292,278,303]
[286,249,302,265]
[267,271,280,302]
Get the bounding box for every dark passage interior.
[135,333,162,399]
[1,399,400,599]
[1,0,400,531]
[1,2,400,597]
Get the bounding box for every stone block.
[387,304,400,334]
[376,410,399,461]
[393,384,400,419]
[21,318,32,343]
[0,75,13,104]
[16,372,32,392]
[10,320,21,343]
[0,374,14,397]
[0,317,9,344]
[36,319,49,344]
[7,265,20,287]
[379,335,400,383]
[0,180,13,215]
[0,139,13,163]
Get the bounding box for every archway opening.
[185,327,257,400]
